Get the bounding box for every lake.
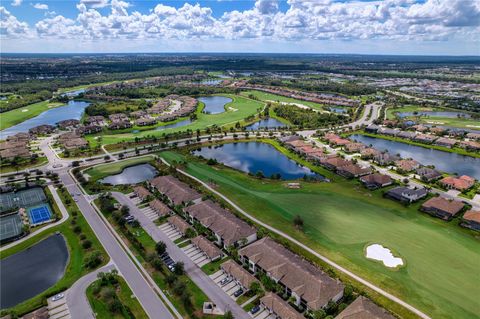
[61,88,85,97]
[0,100,90,138]
[100,163,158,185]
[351,134,480,178]
[245,117,288,130]
[192,142,323,180]
[199,96,232,114]
[328,107,348,114]
[397,111,471,119]
[156,119,192,131]
[200,79,222,86]
[0,234,68,309]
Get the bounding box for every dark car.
[233,288,244,298]
[250,305,261,315]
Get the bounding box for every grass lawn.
[0,101,64,130]
[84,156,156,180]
[240,90,326,111]
[201,256,231,275]
[0,187,108,315]
[86,94,264,146]
[86,275,148,319]
[0,157,48,174]
[159,146,480,319]
[420,116,480,130]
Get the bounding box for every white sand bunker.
[21,109,29,112]
[366,244,403,268]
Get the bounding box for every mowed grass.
[86,276,148,319]
[84,156,155,180]
[240,90,327,110]
[159,149,480,319]
[87,94,264,146]
[0,101,63,130]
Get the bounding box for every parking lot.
[47,292,71,319]
[209,270,246,301]
[181,243,211,267]
[158,222,182,241]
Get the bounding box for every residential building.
[344,142,366,153]
[360,148,380,159]
[321,157,350,171]
[78,125,102,135]
[133,186,151,201]
[394,159,420,172]
[239,237,344,311]
[336,164,372,178]
[414,134,436,144]
[6,132,30,142]
[373,153,400,166]
[184,200,257,248]
[397,131,416,139]
[385,187,428,203]
[461,210,480,231]
[434,137,457,148]
[378,127,400,136]
[365,124,380,133]
[167,215,191,235]
[108,120,132,130]
[85,115,105,126]
[29,124,55,135]
[420,197,465,221]
[360,173,393,190]
[459,140,480,151]
[466,133,480,140]
[0,147,31,160]
[220,259,259,291]
[150,175,202,206]
[335,296,395,319]
[440,175,475,191]
[57,119,80,129]
[415,167,442,182]
[135,117,157,126]
[190,236,223,261]
[260,293,303,319]
[62,138,88,150]
[149,199,171,217]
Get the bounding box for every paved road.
[60,171,175,319]
[66,263,116,319]
[112,192,250,319]
[159,159,432,319]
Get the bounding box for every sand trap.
[366,244,403,268]
[426,121,445,125]
[228,107,238,112]
[21,109,29,112]
[466,125,480,128]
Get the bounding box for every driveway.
[112,192,249,319]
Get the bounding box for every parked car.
[233,288,244,298]
[51,293,64,302]
[250,305,260,314]
[220,277,232,286]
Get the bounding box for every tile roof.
[239,238,344,310]
[260,293,304,319]
[335,296,395,319]
[191,236,222,259]
[463,210,480,223]
[167,215,191,234]
[185,200,256,247]
[440,175,475,191]
[149,199,171,217]
[150,175,201,205]
[221,259,258,289]
[421,197,464,217]
[133,186,151,199]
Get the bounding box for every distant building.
[415,167,442,182]
[385,187,428,203]
[360,173,393,190]
[420,197,464,221]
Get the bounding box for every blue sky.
[1,0,479,55]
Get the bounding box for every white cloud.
[11,0,22,7]
[2,0,479,49]
[33,3,49,10]
[0,6,30,36]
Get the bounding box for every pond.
[397,111,471,119]
[61,88,85,98]
[328,107,348,114]
[0,234,68,309]
[100,163,158,185]
[156,119,192,131]
[351,134,480,179]
[199,96,232,114]
[0,100,90,138]
[365,244,403,268]
[192,142,324,180]
[245,117,288,130]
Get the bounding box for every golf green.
[160,148,480,319]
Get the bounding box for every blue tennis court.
[28,205,52,225]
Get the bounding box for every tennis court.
[0,187,47,213]
[0,214,23,242]
[28,205,52,225]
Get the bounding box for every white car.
[51,293,64,302]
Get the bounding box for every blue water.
[351,134,480,178]
[61,88,85,97]
[100,163,158,185]
[0,100,90,138]
[246,118,288,130]
[397,111,471,119]
[193,142,323,180]
[156,119,192,131]
[200,79,222,86]
[199,96,232,114]
[0,234,68,309]
[329,107,348,114]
